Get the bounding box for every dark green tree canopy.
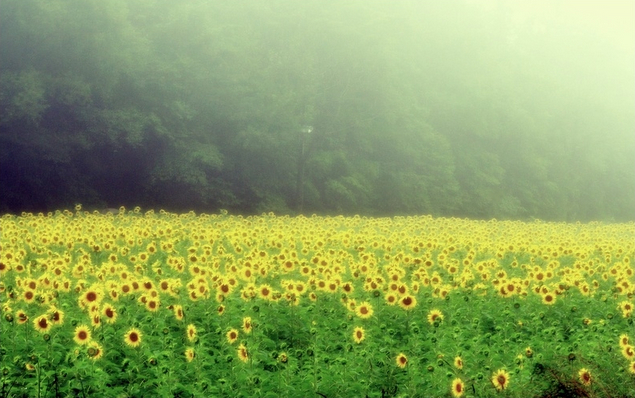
[1,0,633,221]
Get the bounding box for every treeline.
[1,0,633,221]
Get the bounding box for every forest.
[1,0,633,221]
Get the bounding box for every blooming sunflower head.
[226,328,239,344]
[124,328,142,348]
[491,369,510,391]
[427,309,444,325]
[454,356,463,370]
[395,353,408,369]
[619,334,630,348]
[451,378,464,397]
[353,327,365,344]
[73,325,92,345]
[398,295,417,310]
[185,348,195,362]
[102,304,117,324]
[242,317,252,334]
[578,368,592,386]
[355,302,374,319]
[33,315,51,333]
[186,324,197,342]
[237,344,249,363]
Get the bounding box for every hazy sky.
[509,0,634,52]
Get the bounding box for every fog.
[1,0,633,221]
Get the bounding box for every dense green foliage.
[1,0,633,220]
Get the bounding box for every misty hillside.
[1,0,633,221]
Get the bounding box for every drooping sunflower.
[33,314,51,333]
[87,341,104,361]
[185,347,195,362]
[427,309,444,325]
[73,325,92,345]
[395,353,408,368]
[451,378,465,398]
[491,369,510,391]
[237,344,249,363]
[48,307,64,325]
[124,328,142,348]
[186,324,197,342]
[454,356,463,370]
[355,301,374,319]
[226,328,239,344]
[578,368,592,386]
[353,327,365,344]
[242,317,252,334]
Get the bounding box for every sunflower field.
[0,207,633,398]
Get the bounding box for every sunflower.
[385,293,398,306]
[23,290,35,303]
[525,347,533,358]
[217,304,225,316]
[355,301,374,319]
[237,344,249,363]
[16,310,28,324]
[395,353,408,368]
[619,301,633,317]
[451,378,465,398]
[353,327,365,344]
[48,307,64,325]
[491,369,510,391]
[398,295,417,310]
[242,317,252,334]
[172,304,184,321]
[578,368,592,386]
[258,284,273,300]
[124,328,142,348]
[33,314,51,333]
[185,348,195,362]
[186,324,197,342]
[102,304,117,324]
[87,341,104,361]
[629,361,635,374]
[82,288,102,305]
[542,293,556,305]
[427,309,444,325]
[90,312,101,328]
[145,299,160,312]
[226,328,239,344]
[277,352,288,363]
[73,325,92,345]
[619,334,630,348]
[622,345,635,361]
[454,356,463,370]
